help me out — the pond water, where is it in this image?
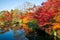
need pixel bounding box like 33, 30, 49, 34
0, 29, 15, 40
0, 29, 28, 40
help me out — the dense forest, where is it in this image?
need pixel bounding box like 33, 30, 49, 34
0, 0, 60, 40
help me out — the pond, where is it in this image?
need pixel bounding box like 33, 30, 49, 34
0, 29, 15, 40
0, 29, 28, 40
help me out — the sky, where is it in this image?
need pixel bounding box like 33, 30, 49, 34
0, 0, 46, 11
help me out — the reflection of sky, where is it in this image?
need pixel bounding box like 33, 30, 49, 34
0, 0, 46, 11
0, 29, 15, 40
0, 29, 28, 40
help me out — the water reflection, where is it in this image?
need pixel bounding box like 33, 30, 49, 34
0, 29, 28, 40
0, 29, 15, 40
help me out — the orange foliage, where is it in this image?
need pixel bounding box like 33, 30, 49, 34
52, 23, 60, 30
57, 30, 60, 35
22, 24, 33, 34
22, 12, 34, 23
3, 11, 12, 21
53, 12, 60, 22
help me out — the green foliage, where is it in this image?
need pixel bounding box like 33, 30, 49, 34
26, 20, 39, 31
